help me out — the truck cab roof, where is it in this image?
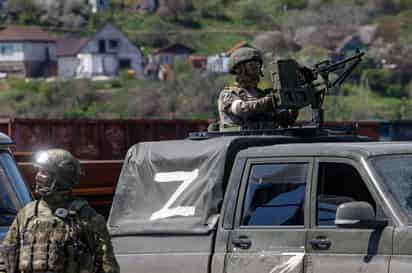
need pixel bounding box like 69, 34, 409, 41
240, 141, 412, 159
0, 132, 13, 146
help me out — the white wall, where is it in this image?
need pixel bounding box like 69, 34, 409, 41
23, 42, 56, 61
80, 24, 144, 76
207, 54, 229, 73
154, 53, 190, 66
88, 0, 111, 13
0, 43, 24, 62
58, 57, 79, 78
77, 53, 118, 77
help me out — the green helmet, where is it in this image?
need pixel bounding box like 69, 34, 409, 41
34, 149, 81, 196
228, 47, 263, 74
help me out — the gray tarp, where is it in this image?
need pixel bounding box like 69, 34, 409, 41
108, 137, 238, 235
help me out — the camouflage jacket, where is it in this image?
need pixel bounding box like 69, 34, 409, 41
218, 85, 276, 131
1, 198, 119, 273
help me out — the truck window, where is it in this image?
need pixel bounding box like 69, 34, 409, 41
241, 163, 308, 226
317, 162, 376, 226
0, 162, 19, 226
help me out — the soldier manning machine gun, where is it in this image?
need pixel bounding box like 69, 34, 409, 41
272, 50, 364, 128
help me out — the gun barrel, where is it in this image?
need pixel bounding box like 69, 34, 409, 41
315, 52, 364, 74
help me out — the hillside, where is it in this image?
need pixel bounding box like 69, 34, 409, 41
2, 0, 412, 121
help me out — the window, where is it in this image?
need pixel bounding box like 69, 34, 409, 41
241, 163, 308, 226
119, 59, 131, 69
109, 39, 120, 50
98, 40, 106, 53
317, 162, 376, 226
0, 163, 19, 226
0, 44, 14, 56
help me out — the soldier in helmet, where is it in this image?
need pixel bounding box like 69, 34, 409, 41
1, 149, 120, 273
218, 46, 298, 131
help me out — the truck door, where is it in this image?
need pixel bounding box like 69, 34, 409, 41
224, 157, 312, 273
306, 158, 393, 273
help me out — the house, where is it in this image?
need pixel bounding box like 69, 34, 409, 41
0, 25, 57, 78
57, 23, 145, 79
88, 0, 111, 13
335, 35, 366, 54
206, 41, 250, 73
357, 24, 378, 45
226, 41, 251, 56
152, 43, 195, 66
207, 53, 229, 73
188, 55, 207, 70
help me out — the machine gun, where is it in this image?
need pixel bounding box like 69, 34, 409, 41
272, 51, 364, 128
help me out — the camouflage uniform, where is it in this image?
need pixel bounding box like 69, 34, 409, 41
218, 85, 276, 130
0, 149, 120, 273
218, 47, 298, 131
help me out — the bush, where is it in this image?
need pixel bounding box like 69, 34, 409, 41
238, 1, 274, 27
38, 81, 57, 104
362, 68, 409, 98
198, 0, 226, 19
9, 79, 41, 93
278, 0, 307, 10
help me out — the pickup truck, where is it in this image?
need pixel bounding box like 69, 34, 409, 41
108, 129, 412, 273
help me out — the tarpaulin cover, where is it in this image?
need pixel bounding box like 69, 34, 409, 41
108, 136, 295, 235
108, 137, 240, 235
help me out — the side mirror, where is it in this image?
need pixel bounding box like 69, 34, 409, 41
335, 201, 387, 229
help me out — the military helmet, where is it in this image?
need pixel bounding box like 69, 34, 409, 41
228, 47, 263, 74
34, 149, 81, 196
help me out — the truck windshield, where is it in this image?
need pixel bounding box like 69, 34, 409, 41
371, 155, 412, 222
0, 151, 31, 227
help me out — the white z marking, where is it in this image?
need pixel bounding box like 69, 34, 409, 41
150, 169, 199, 221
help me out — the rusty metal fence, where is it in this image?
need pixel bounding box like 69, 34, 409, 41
1, 118, 208, 160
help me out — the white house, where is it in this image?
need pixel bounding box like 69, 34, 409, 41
57, 23, 145, 79
207, 54, 229, 73
152, 43, 195, 66
88, 0, 110, 13
206, 41, 250, 73
0, 25, 57, 78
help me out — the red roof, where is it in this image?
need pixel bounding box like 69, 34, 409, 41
226, 41, 250, 56
57, 37, 89, 57
0, 25, 56, 43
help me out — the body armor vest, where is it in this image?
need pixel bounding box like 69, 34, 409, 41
17, 200, 96, 273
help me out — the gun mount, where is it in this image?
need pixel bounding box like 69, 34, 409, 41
272, 51, 364, 128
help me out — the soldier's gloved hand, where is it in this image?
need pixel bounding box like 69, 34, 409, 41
277, 109, 299, 128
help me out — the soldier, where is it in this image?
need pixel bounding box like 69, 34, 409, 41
1, 149, 120, 273
218, 47, 298, 131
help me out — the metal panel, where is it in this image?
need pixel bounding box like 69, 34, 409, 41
307, 157, 393, 273
112, 234, 214, 273
225, 157, 313, 273
356, 121, 380, 140
8, 118, 208, 160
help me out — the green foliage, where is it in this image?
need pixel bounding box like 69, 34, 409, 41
278, 0, 307, 9
362, 68, 409, 98
197, 0, 227, 19
8, 0, 40, 24
38, 81, 57, 104
9, 79, 41, 93
237, 1, 272, 26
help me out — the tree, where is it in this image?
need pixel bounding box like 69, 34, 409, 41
374, 0, 396, 14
